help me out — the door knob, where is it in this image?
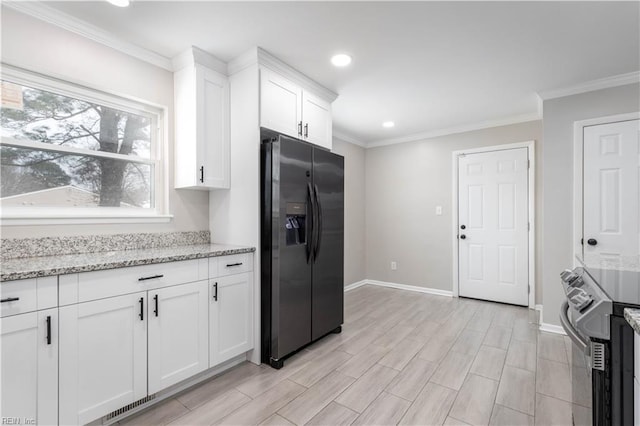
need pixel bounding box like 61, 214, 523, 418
587, 238, 598, 246
460, 225, 466, 230
460, 235, 466, 240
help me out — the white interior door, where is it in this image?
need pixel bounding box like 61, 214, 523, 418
458, 148, 529, 306
583, 119, 640, 258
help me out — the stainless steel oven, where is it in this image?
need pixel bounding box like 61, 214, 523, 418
560, 268, 612, 425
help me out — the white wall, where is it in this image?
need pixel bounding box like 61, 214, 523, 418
541, 83, 640, 327
365, 120, 543, 302
0, 8, 209, 238
332, 138, 366, 286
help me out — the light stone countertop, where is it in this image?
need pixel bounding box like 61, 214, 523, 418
624, 308, 640, 335
578, 253, 640, 272
0, 243, 255, 282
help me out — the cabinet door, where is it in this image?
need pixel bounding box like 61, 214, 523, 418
37, 309, 58, 425
59, 292, 147, 425
197, 65, 230, 189
260, 68, 302, 139
210, 273, 254, 366
1, 312, 38, 422
148, 281, 209, 394
302, 90, 332, 150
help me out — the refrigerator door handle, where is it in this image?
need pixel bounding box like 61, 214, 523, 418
313, 184, 323, 259
307, 182, 315, 263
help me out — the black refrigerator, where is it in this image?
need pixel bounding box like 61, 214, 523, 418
260, 128, 344, 369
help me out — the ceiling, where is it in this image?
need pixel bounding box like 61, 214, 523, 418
35, 1, 640, 145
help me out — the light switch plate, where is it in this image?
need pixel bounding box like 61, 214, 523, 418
436, 206, 442, 215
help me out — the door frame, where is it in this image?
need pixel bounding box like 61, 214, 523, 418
451, 141, 536, 308
572, 112, 640, 265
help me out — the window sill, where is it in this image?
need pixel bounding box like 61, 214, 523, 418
0, 214, 174, 226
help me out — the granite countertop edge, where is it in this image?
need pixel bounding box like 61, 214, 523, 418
1, 245, 256, 282
624, 308, 640, 335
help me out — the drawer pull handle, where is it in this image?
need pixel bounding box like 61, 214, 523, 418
138, 274, 164, 281
46, 315, 52, 345
153, 294, 159, 317
139, 297, 144, 321
213, 282, 218, 301
0, 297, 19, 303
226, 262, 243, 267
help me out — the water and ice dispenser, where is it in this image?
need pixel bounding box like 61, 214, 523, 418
285, 202, 307, 246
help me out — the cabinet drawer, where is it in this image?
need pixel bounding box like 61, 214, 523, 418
1, 277, 57, 318
216, 254, 252, 277
75, 260, 202, 303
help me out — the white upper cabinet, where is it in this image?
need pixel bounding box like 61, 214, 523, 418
260, 68, 302, 139
302, 90, 332, 150
174, 48, 230, 189
259, 67, 333, 150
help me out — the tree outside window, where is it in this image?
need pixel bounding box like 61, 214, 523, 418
0, 77, 159, 212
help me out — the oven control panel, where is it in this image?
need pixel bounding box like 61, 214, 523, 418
561, 268, 612, 340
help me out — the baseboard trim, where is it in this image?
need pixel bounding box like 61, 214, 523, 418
365, 279, 454, 297
344, 280, 368, 292
539, 322, 567, 335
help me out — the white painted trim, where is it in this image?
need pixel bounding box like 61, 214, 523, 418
367, 280, 453, 297
572, 112, 640, 267
539, 322, 567, 336
535, 303, 567, 335
228, 47, 338, 103
538, 71, 640, 101
0, 215, 174, 226
367, 113, 541, 148
344, 280, 368, 292
171, 46, 227, 75
3, 1, 174, 71
333, 131, 367, 148
452, 141, 536, 308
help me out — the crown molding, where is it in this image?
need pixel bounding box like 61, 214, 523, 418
537, 71, 640, 100
228, 47, 338, 103
333, 130, 367, 148
171, 46, 228, 75
3, 0, 174, 71
366, 112, 541, 148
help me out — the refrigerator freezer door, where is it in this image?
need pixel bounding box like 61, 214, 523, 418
271, 136, 314, 359
311, 148, 345, 340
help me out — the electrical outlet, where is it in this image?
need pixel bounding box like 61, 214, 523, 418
391, 261, 397, 270
436, 205, 442, 215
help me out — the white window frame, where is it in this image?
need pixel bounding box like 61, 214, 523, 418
0, 65, 171, 225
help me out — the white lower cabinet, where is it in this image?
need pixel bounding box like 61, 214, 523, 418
148, 281, 209, 393
210, 272, 254, 366
12, 253, 255, 425
0, 309, 58, 425
59, 292, 147, 425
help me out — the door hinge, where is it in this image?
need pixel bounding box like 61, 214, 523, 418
527, 160, 530, 169
528, 222, 530, 231
528, 284, 530, 294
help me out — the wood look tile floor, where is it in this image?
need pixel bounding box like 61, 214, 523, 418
120, 285, 580, 426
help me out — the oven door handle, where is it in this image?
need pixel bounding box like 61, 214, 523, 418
560, 301, 589, 355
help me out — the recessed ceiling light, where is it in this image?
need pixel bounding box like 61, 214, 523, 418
331, 54, 352, 67
107, 0, 130, 7
382, 121, 395, 128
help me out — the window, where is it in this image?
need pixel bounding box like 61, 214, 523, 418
0, 66, 168, 224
